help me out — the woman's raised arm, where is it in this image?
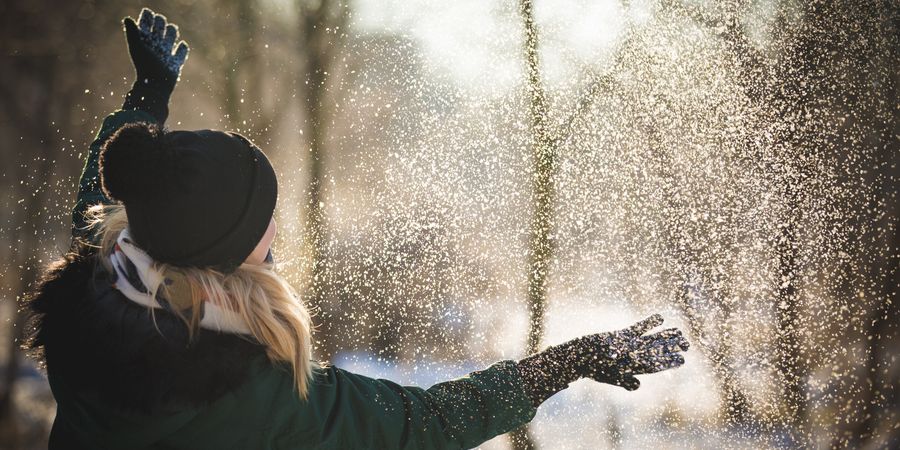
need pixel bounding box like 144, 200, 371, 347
71, 8, 188, 242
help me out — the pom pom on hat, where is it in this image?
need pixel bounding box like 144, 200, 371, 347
100, 122, 177, 203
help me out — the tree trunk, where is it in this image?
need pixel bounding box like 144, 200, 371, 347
853, 6, 899, 440
510, 0, 555, 448
296, 0, 348, 360
0, 56, 59, 449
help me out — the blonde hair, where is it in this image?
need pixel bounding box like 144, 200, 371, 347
84, 202, 315, 399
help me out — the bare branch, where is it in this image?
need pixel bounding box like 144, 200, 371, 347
551, 74, 619, 149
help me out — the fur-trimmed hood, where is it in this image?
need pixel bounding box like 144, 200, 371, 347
24, 240, 268, 415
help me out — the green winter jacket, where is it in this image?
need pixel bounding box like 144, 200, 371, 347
28, 109, 537, 450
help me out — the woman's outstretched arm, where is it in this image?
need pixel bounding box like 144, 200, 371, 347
71, 8, 187, 242
227, 315, 686, 449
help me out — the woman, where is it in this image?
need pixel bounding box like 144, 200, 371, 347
23, 9, 689, 449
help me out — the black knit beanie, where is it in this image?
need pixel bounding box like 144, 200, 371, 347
99, 122, 277, 274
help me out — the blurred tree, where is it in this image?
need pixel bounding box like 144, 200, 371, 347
679, 0, 900, 442
0, 1, 95, 445
295, 0, 350, 359
644, 117, 753, 427
659, 0, 834, 436
656, 0, 767, 428
221, 0, 277, 138
817, 0, 899, 446
619, 17, 758, 425
0, 58, 56, 450
510, 0, 554, 448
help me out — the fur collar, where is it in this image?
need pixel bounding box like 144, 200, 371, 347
23, 240, 269, 414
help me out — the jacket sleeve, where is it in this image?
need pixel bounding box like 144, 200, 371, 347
71, 109, 157, 243
262, 359, 538, 449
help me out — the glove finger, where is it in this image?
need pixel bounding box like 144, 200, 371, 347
123, 17, 141, 46
172, 42, 190, 71
139, 9, 154, 34
635, 353, 684, 374
629, 314, 664, 336
642, 334, 690, 354
671, 335, 690, 352
614, 374, 640, 391
645, 327, 682, 341
163, 24, 178, 53
658, 337, 689, 354
123, 17, 138, 32
152, 15, 167, 41
650, 340, 688, 357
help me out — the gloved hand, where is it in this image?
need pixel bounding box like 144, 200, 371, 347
121, 8, 189, 124
516, 314, 689, 407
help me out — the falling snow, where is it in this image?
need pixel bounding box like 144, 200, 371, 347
1, 0, 897, 449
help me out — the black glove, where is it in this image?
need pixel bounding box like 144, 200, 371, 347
516, 314, 689, 407
121, 8, 189, 124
